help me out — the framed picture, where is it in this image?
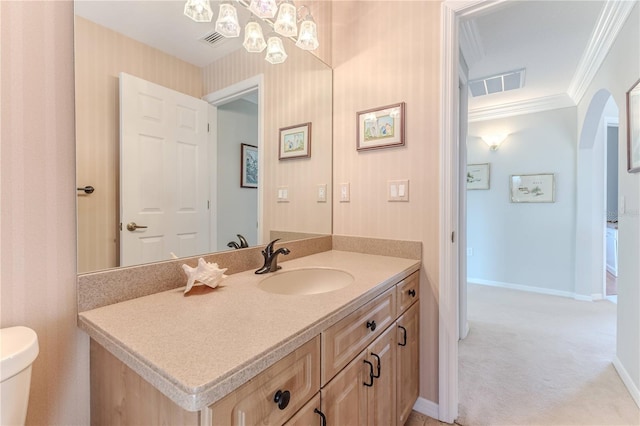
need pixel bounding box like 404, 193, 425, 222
626, 78, 640, 173
357, 102, 405, 151
241, 143, 258, 188
467, 163, 490, 190
510, 173, 555, 203
279, 122, 311, 160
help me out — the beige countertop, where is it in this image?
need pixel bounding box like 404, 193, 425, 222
78, 250, 420, 411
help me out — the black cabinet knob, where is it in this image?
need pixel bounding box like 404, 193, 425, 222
273, 390, 291, 410
366, 320, 377, 331
408, 289, 416, 297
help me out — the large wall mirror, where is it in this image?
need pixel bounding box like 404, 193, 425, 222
75, 0, 333, 274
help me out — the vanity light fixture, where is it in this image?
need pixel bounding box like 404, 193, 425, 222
248, 0, 278, 19
243, 19, 267, 52
184, 0, 214, 22
215, 2, 241, 38
295, 7, 318, 51
186, 0, 319, 64
274, 0, 298, 37
481, 134, 508, 151
265, 35, 288, 64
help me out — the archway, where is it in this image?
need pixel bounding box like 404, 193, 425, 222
575, 89, 618, 300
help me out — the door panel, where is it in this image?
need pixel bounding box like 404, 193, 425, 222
119, 72, 210, 266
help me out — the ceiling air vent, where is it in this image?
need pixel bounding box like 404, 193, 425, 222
469, 68, 526, 97
199, 31, 227, 47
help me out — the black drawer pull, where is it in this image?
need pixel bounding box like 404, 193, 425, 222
363, 360, 374, 387
371, 353, 381, 378
366, 320, 377, 331
398, 325, 407, 346
273, 390, 291, 410
408, 289, 416, 297
314, 408, 327, 426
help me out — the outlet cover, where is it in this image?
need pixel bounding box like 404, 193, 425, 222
339, 183, 350, 202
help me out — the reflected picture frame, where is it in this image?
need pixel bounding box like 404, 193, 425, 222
510, 173, 555, 203
279, 122, 311, 160
626, 78, 640, 173
241, 143, 258, 188
357, 102, 405, 151
467, 163, 490, 190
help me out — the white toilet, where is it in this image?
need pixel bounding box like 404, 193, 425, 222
1, 326, 39, 426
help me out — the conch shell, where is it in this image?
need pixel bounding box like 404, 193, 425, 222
182, 258, 228, 294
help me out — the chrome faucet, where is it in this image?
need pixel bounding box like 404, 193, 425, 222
255, 239, 290, 274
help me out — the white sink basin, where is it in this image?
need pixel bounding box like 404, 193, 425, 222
257, 268, 354, 295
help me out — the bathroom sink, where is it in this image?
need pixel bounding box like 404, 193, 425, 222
257, 268, 354, 295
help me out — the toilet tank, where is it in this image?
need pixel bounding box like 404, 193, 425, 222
1, 326, 39, 426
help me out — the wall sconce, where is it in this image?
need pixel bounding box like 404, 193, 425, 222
481, 134, 508, 151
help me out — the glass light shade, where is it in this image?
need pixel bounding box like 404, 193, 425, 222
274, 1, 297, 37
295, 16, 319, 50
183, 0, 213, 22
243, 21, 267, 53
265, 36, 288, 64
481, 134, 508, 151
248, 0, 278, 19
215, 3, 240, 37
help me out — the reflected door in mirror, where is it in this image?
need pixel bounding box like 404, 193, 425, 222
120, 73, 210, 266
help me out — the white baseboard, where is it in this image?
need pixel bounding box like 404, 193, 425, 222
468, 278, 596, 301
413, 397, 439, 420
613, 356, 640, 408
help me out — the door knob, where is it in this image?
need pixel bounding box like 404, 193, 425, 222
126, 222, 148, 232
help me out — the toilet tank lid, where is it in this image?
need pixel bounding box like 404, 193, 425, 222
1, 326, 39, 382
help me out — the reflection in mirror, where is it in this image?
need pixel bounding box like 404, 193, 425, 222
75, 1, 332, 273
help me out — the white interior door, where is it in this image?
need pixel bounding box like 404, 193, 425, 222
119, 72, 210, 267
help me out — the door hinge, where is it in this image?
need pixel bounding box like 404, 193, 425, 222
451, 231, 455, 243
207, 123, 210, 132
207, 200, 210, 209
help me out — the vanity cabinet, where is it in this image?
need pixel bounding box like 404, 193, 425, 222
88, 269, 421, 426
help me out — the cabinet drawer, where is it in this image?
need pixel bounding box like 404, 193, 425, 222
321, 287, 396, 385
209, 336, 320, 426
396, 271, 419, 315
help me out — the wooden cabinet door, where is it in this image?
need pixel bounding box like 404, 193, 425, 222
396, 301, 420, 426
367, 325, 396, 426
284, 393, 323, 426
321, 351, 368, 426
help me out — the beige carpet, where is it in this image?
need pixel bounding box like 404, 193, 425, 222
458, 284, 640, 426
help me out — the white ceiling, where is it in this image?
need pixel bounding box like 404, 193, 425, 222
74, 1, 246, 67
460, 0, 635, 120
76, 0, 633, 119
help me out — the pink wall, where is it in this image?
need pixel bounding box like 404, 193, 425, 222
331, 1, 441, 402
1, 1, 90, 424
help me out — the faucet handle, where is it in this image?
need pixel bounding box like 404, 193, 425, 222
237, 234, 249, 248
265, 238, 280, 256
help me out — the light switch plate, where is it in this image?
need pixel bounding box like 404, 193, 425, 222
388, 179, 409, 201
277, 186, 289, 202
317, 184, 327, 202
339, 183, 350, 202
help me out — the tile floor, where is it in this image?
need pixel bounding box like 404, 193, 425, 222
405, 410, 453, 426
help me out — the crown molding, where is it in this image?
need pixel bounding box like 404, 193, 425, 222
468, 93, 575, 122
567, 0, 637, 104
459, 19, 484, 66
